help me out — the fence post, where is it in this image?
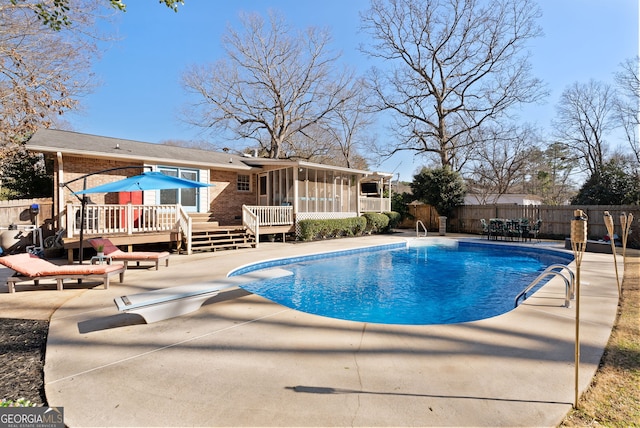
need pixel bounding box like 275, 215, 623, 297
439, 216, 447, 236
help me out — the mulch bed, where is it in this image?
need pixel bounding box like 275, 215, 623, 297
0, 318, 48, 406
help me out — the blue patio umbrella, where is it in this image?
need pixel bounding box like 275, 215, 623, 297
74, 171, 211, 194
69, 170, 211, 264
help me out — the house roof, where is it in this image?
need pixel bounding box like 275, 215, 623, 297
26, 129, 252, 171
241, 157, 393, 178
26, 129, 393, 178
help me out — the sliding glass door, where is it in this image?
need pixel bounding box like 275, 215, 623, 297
157, 167, 200, 212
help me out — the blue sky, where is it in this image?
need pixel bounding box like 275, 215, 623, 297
66, 0, 639, 181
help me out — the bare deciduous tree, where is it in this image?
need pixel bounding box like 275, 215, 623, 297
614, 56, 640, 164
290, 124, 371, 170
466, 124, 538, 203
533, 142, 577, 205
0, 1, 109, 199
553, 80, 616, 176
0, 1, 102, 145
321, 79, 375, 169
182, 11, 358, 161
360, 0, 546, 169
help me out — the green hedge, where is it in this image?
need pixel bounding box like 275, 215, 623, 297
298, 217, 367, 241
383, 211, 402, 230
297, 212, 401, 241
362, 212, 389, 234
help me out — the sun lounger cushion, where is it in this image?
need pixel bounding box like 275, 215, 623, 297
88, 238, 169, 269
0, 253, 125, 293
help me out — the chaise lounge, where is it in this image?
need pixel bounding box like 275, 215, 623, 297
88, 238, 170, 270
0, 253, 126, 293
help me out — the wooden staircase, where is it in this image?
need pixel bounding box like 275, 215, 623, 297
187, 213, 257, 252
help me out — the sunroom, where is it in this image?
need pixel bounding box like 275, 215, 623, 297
242, 158, 392, 234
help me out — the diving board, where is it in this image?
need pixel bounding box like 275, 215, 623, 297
114, 268, 293, 323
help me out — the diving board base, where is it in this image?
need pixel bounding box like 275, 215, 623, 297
114, 268, 292, 323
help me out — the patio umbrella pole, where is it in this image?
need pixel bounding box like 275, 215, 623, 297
78, 178, 87, 264
570, 209, 587, 409
62, 165, 210, 263
60, 166, 152, 264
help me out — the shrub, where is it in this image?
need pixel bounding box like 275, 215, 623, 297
411, 166, 465, 217
298, 217, 367, 241
390, 191, 413, 221
383, 211, 402, 231
362, 212, 389, 234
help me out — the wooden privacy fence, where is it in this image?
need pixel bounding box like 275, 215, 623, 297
0, 198, 53, 229
404, 203, 640, 248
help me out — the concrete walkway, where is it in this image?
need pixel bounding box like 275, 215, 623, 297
3, 234, 622, 426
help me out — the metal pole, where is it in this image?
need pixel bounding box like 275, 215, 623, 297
78, 177, 87, 264
59, 165, 150, 263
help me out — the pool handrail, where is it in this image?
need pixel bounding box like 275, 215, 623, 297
548, 264, 576, 299
416, 220, 427, 237
514, 264, 574, 308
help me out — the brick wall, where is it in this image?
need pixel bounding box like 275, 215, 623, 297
209, 170, 256, 224
56, 156, 145, 205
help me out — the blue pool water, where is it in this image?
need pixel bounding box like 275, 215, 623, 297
231, 240, 574, 325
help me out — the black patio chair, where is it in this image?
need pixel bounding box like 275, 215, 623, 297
530, 219, 542, 242
480, 219, 489, 239
489, 219, 505, 240
518, 218, 530, 242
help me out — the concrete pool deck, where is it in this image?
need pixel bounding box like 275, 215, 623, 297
3, 234, 624, 426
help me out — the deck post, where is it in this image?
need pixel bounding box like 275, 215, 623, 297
127, 203, 134, 235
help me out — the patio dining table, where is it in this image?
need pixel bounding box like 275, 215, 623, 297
488, 218, 531, 242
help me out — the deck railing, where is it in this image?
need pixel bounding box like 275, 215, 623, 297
65, 203, 182, 238
359, 197, 391, 213
176, 205, 193, 254
242, 205, 260, 248
244, 205, 293, 226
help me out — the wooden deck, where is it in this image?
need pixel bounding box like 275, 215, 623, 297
62, 208, 296, 260
259, 225, 296, 240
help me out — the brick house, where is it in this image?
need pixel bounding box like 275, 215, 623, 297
26, 129, 392, 253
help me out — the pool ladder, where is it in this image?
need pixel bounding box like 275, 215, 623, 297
514, 264, 575, 308
416, 220, 427, 237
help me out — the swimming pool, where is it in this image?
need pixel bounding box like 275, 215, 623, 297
231, 239, 574, 325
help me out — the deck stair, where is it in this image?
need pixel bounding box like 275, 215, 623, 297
187, 212, 256, 252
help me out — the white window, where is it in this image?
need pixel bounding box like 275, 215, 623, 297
237, 174, 250, 192
157, 167, 200, 211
